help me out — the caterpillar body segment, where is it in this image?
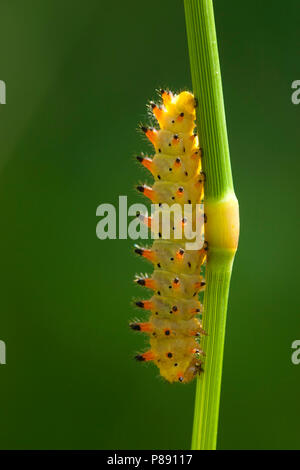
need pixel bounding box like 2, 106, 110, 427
137, 179, 204, 205
132, 90, 207, 383
131, 317, 202, 339
135, 295, 204, 321
151, 152, 201, 182
150, 176, 204, 205
135, 241, 207, 275
137, 270, 205, 299
141, 127, 198, 158
137, 149, 201, 182
136, 208, 205, 243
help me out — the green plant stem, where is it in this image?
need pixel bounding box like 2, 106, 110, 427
192, 261, 233, 450
184, 0, 233, 201
184, 0, 239, 450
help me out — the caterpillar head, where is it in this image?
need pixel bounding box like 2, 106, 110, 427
153, 91, 196, 134
174, 91, 196, 115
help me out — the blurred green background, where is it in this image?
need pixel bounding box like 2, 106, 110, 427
0, 0, 299, 450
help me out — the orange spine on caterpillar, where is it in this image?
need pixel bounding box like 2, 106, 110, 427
131, 89, 207, 383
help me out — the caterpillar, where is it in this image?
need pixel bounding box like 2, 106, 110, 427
130, 90, 207, 383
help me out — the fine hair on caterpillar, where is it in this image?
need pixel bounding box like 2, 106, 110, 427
130, 89, 208, 384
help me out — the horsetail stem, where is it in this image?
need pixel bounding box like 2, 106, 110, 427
184, 0, 239, 450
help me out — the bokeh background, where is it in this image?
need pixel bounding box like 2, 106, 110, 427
0, 0, 299, 450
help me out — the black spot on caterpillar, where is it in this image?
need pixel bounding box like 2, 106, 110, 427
131, 90, 207, 383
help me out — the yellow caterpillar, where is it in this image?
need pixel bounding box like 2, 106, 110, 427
130, 90, 207, 383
